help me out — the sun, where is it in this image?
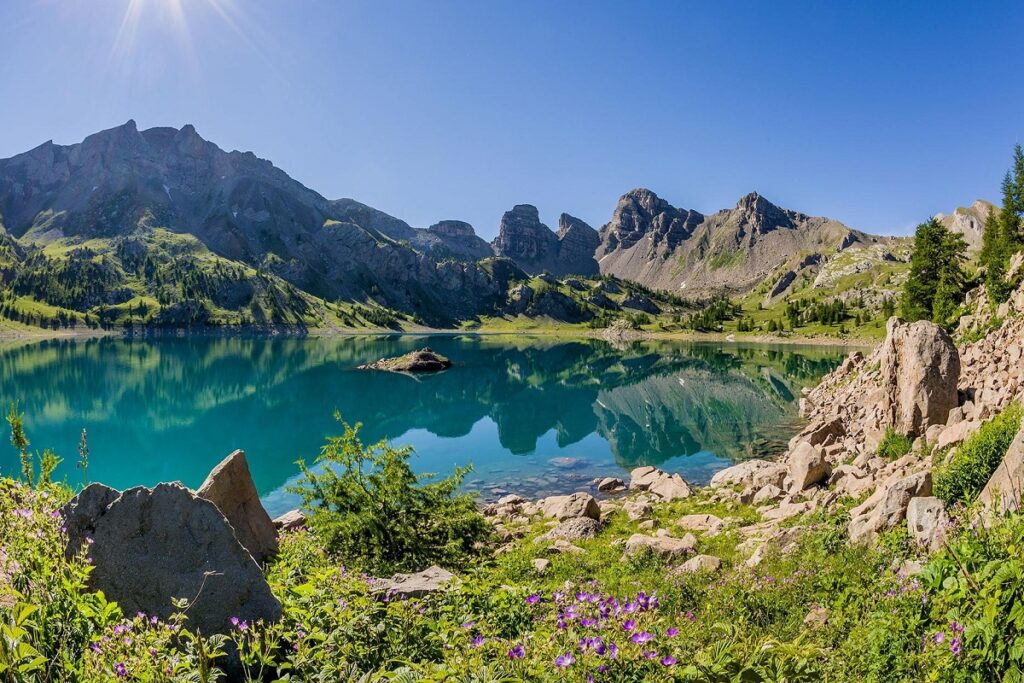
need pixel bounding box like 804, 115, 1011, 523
112, 0, 248, 63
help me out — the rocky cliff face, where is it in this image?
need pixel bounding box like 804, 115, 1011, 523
0, 121, 517, 324
491, 205, 599, 276
596, 189, 880, 296
936, 199, 993, 254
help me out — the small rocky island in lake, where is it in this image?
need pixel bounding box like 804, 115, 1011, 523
358, 347, 453, 373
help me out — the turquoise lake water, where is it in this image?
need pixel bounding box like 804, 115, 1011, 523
0, 335, 845, 516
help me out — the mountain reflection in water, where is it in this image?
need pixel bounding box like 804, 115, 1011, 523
0, 335, 844, 515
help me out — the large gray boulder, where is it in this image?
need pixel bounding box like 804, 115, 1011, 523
197, 450, 278, 564
60, 483, 281, 636
879, 318, 960, 437
710, 459, 775, 489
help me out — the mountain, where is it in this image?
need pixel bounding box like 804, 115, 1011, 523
0, 121, 524, 325
596, 189, 881, 295
491, 205, 599, 276
936, 199, 994, 254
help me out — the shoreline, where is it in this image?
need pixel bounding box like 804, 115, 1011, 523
0, 323, 880, 349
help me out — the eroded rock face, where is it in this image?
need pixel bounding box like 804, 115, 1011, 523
60, 483, 282, 636
879, 318, 960, 437
197, 450, 278, 563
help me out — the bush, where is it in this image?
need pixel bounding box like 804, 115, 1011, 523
934, 402, 1022, 505
876, 427, 913, 460
289, 413, 491, 573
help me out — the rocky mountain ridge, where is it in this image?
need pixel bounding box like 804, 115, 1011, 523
596, 188, 888, 296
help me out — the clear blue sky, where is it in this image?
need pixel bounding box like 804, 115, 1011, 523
0, 1, 1020, 238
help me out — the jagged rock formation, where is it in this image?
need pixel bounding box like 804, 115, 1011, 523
491, 205, 599, 276
197, 450, 279, 564
0, 121, 519, 325
596, 189, 881, 295
936, 200, 994, 254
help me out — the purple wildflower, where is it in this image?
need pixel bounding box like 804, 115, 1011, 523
661, 655, 677, 666
622, 619, 637, 632
526, 594, 541, 605
666, 627, 680, 637
555, 652, 575, 668
114, 662, 128, 678
471, 635, 486, 647
508, 644, 525, 659
631, 631, 654, 644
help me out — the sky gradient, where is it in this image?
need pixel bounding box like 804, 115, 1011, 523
0, 0, 1021, 238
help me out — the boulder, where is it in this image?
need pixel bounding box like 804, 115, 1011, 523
936, 420, 976, 451
624, 533, 697, 559
197, 450, 278, 563
543, 517, 601, 541
709, 459, 775, 489
60, 483, 281, 636
531, 558, 550, 574
551, 492, 601, 521
676, 514, 726, 535
879, 318, 961, 437
752, 484, 784, 505
977, 425, 1024, 514
679, 554, 722, 573
629, 466, 691, 501
374, 566, 454, 599
849, 471, 933, 544
623, 499, 653, 521
788, 441, 830, 491
751, 463, 789, 490
272, 509, 307, 532
907, 496, 948, 553
596, 477, 626, 492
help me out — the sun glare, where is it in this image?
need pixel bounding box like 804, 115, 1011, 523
111, 0, 250, 65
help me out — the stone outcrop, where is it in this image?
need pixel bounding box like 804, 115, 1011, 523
491, 205, 600, 276
879, 318, 960, 437
359, 348, 452, 373
60, 483, 281, 636
373, 566, 454, 599
197, 450, 278, 563
679, 554, 722, 573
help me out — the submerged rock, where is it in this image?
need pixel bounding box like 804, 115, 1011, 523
359, 347, 452, 373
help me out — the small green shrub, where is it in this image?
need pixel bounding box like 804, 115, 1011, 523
289, 413, 491, 573
876, 427, 913, 459
934, 402, 1022, 505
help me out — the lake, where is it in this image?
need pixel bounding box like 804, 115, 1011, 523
0, 335, 845, 516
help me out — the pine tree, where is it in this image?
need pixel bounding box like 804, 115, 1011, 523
901, 218, 967, 325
